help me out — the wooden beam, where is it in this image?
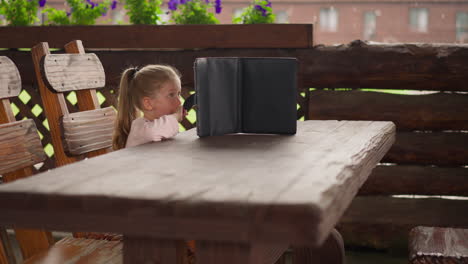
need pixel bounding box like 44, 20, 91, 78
337, 196, 468, 250
360, 165, 468, 196
383, 132, 468, 166
0, 25, 314, 49
309, 90, 468, 131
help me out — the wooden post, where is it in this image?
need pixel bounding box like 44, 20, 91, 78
31, 42, 78, 167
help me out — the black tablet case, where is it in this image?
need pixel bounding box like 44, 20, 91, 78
188, 57, 297, 137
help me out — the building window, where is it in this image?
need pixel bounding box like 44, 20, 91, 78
320, 7, 338, 32
275, 11, 289, 24
363, 11, 377, 40
409, 8, 428, 32
456, 12, 468, 43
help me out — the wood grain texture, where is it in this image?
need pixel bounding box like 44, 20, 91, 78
383, 132, 468, 166
65, 40, 110, 159
32, 42, 78, 167
0, 25, 313, 49
359, 165, 468, 196
409, 226, 468, 264
41, 53, 105, 92
0, 56, 21, 99
0, 121, 395, 247
0, 228, 14, 264
123, 237, 187, 264
309, 90, 468, 131
24, 236, 122, 264
0, 119, 45, 175
61, 107, 116, 156
337, 196, 468, 250
4, 43, 468, 92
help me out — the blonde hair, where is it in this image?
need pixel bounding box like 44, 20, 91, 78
113, 65, 181, 150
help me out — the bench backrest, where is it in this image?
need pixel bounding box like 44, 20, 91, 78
32, 40, 116, 167
0, 56, 53, 262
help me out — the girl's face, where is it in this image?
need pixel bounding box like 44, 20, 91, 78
142, 79, 181, 120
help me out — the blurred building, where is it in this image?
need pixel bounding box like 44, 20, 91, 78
15, 0, 468, 45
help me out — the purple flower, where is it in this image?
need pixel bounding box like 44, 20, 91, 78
38, 0, 46, 7
215, 0, 221, 14
254, 5, 267, 16
101, 7, 108, 16
111, 0, 117, 10
86, 0, 96, 8
180, 0, 186, 4
205, 0, 209, 3
168, 0, 179, 11
66, 11, 71, 17
265, 0, 271, 7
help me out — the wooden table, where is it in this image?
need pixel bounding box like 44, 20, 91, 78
0, 120, 395, 264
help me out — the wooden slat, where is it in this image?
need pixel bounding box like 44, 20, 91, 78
24, 236, 122, 264
360, 165, 468, 196
41, 53, 105, 92
0, 24, 313, 49
309, 90, 468, 131
61, 107, 115, 156
337, 196, 468, 250
383, 132, 468, 166
0, 56, 21, 99
0, 119, 45, 175
409, 226, 468, 264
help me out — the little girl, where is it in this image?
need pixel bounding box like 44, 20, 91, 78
113, 65, 185, 150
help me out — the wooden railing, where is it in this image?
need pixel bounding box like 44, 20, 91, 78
1, 37, 468, 251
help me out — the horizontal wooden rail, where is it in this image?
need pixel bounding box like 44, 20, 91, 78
0, 24, 313, 49
383, 132, 468, 166
360, 165, 468, 196
337, 196, 468, 250
3, 41, 468, 91
309, 90, 468, 131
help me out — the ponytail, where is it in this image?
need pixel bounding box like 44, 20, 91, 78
113, 68, 139, 150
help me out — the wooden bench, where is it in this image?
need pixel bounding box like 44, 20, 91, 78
0, 56, 121, 264
409, 226, 468, 264
31, 40, 118, 241
306, 40, 468, 250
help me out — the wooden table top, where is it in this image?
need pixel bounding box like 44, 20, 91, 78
0, 120, 395, 247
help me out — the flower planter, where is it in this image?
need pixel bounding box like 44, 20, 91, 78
0, 24, 313, 49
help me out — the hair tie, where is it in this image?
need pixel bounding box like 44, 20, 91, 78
128, 66, 139, 81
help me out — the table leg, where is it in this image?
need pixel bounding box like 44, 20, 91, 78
292, 229, 345, 264
123, 236, 188, 264
197, 240, 288, 264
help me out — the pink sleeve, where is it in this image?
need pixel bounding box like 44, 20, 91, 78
146, 115, 179, 141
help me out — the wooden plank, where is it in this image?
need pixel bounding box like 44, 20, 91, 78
61, 107, 115, 156
24, 236, 122, 264
409, 226, 468, 264
383, 132, 468, 166
5, 43, 468, 93
292, 229, 345, 264
123, 237, 185, 264
0, 56, 21, 99
0, 121, 395, 247
0, 119, 45, 175
0, 24, 313, 49
32, 42, 79, 167
337, 196, 468, 250
301, 41, 468, 91
65, 40, 109, 159
41, 53, 105, 92
359, 165, 468, 196
309, 90, 468, 131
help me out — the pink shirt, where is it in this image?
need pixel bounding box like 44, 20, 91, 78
125, 115, 179, 148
